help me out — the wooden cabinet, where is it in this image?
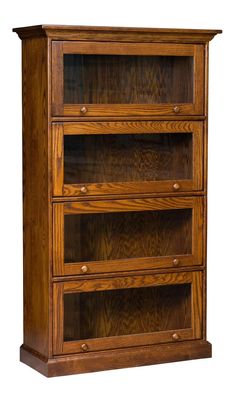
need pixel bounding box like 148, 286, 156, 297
13, 24, 221, 377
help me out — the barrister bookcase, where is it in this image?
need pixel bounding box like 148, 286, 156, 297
13, 25, 221, 377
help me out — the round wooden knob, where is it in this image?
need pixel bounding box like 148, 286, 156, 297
173, 106, 180, 113
81, 265, 88, 273
173, 183, 180, 191
81, 343, 88, 351
172, 333, 180, 341
80, 186, 88, 194
173, 258, 179, 267
80, 106, 88, 114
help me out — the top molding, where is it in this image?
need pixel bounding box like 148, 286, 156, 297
13, 24, 222, 43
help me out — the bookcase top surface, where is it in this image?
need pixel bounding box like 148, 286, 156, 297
13, 24, 222, 42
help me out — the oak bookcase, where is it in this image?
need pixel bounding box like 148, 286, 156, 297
13, 25, 221, 377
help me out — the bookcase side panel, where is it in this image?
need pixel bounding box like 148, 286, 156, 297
22, 37, 51, 357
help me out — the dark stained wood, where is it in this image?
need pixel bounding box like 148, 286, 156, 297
22, 37, 51, 357
64, 196, 194, 214
64, 209, 192, 262
52, 120, 203, 197
61, 256, 198, 277
20, 340, 212, 377
52, 271, 202, 355
52, 265, 203, 282
63, 54, 193, 104
63, 271, 192, 292
62, 120, 200, 134
63, 180, 195, 197
51, 42, 63, 115
52, 115, 207, 122
13, 24, 222, 43
63, 133, 193, 183
53, 196, 203, 276
52, 123, 64, 195
64, 285, 192, 339
51, 41, 204, 117
13, 24, 219, 377
52, 190, 206, 203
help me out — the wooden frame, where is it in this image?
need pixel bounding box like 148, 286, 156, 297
52, 121, 204, 197
53, 196, 204, 276
51, 41, 204, 117
13, 24, 221, 377
53, 271, 203, 355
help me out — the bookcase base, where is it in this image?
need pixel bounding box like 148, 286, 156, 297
20, 340, 212, 377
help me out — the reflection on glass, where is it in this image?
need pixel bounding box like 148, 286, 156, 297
64, 284, 192, 341
64, 209, 192, 263
64, 133, 193, 184
64, 54, 194, 104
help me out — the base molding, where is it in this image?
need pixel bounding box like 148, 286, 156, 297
20, 340, 212, 377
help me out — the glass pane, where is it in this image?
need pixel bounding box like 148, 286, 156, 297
64, 284, 191, 341
64, 54, 194, 104
64, 209, 192, 263
64, 133, 193, 184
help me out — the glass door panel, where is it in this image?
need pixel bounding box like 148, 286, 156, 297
52, 271, 203, 355
64, 209, 192, 263
52, 121, 203, 197
64, 133, 192, 185
64, 284, 191, 341
64, 54, 193, 105
52, 42, 204, 116
53, 197, 203, 276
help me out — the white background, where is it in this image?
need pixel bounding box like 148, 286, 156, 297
0, 0, 234, 392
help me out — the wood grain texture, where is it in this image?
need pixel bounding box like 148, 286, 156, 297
53, 204, 64, 276
202, 42, 209, 340
22, 37, 51, 357
193, 197, 204, 266
52, 190, 206, 203
51, 120, 204, 197
13, 25, 222, 43
62, 256, 198, 276
63, 196, 194, 214
63, 133, 193, 183
62, 120, 202, 134
13, 24, 218, 377
52, 271, 202, 355
53, 196, 203, 276
63, 271, 193, 293
61, 42, 208, 56
53, 115, 207, 122
20, 340, 212, 377
64, 54, 193, 104
62, 180, 195, 197
62, 329, 194, 355
51, 42, 63, 115
195, 45, 205, 114
64, 209, 192, 262
52, 123, 63, 195
64, 284, 192, 339
192, 271, 203, 338
51, 41, 204, 117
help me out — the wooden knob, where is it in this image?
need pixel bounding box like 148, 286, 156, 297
81, 343, 88, 351
173, 258, 179, 267
80, 186, 88, 194
173, 106, 180, 113
172, 333, 180, 341
80, 106, 88, 114
81, 265, 88, 273
173, 183, 180, 191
